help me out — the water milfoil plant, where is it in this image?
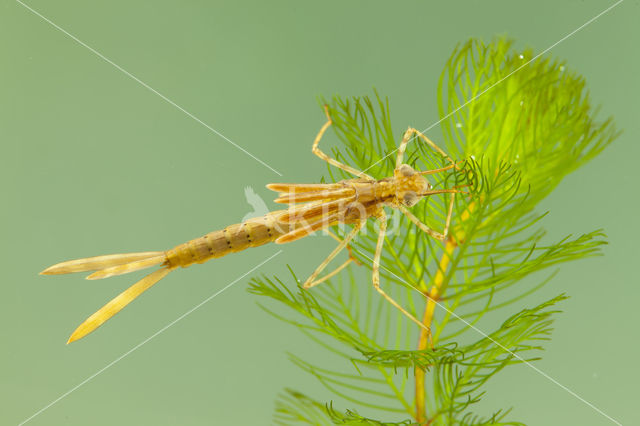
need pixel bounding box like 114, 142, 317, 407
249, 37, 618, 425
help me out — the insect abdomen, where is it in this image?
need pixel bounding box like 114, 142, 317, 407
164, 211, 291, 268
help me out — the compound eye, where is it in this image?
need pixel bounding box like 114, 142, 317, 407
403, 191, 420, 207
398, 164, 415, 177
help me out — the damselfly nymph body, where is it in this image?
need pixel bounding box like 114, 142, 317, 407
41, 105, 465, 343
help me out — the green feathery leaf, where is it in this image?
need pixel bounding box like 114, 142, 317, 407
251, 37, 618, 425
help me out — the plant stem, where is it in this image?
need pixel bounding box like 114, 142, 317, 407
414, 238, 457, 424
414, 200, 475, 424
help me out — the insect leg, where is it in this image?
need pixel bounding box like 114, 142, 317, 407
327, 229, 361, 266
400, 127, 458, 170
418, 163, 457, 176
371, 211, 432, 340
303, 258, 352, 288
396, 128, 413, 168
313, 105, 373, 179
400, 191, 456, 241
307, 230, 362, 286
302, 221, 366, 289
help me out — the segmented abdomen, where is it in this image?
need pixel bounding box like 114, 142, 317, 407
164, 210, 293, 268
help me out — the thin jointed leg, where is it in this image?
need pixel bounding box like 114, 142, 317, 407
304, 258, 352, 288
313, 105, 373, 180
397, 127, 459, 170
400, 192, 456, 241
307, 230, 362, 287
418, 163, 457, 176
396, 128, 412, 169
371, 211, 432, 342
303, 221, 366, 289
327, 229, 361, 266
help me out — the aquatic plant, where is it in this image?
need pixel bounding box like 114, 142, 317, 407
249, 37, 618, 425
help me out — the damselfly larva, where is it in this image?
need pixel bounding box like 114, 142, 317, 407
41, 105, 464, 343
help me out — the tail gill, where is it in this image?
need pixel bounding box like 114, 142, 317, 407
40, 251, 172, 343
40, 251, 166, 277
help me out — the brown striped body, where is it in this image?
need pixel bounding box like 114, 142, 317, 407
268, 168, 430, 232
164, 210, 295, 269
160, 175, 413, 270
40, 163, 442, 343
39, 99, 464, 345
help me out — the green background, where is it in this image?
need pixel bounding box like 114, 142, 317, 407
2, 0, 637, 424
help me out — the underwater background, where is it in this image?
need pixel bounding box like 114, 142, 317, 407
2, 1, 637, 424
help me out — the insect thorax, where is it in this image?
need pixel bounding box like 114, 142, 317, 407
393, 164, 430, 207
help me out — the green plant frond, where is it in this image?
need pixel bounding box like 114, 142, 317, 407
458, 408, 524, 426
274, 389, 334, 426
251, 271, 419, 416
357, 343, 463, 372
463, 293, 568, 359
443, 229, 607, 300
326, 405, 416, 426
431, 295, 567, 424
251, 37, 619, 424
248, 272, 376, 353
275, 389, 416, 425
323, 90, 398, 180
288, 354, 408, 413
437, 37, 619, 209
